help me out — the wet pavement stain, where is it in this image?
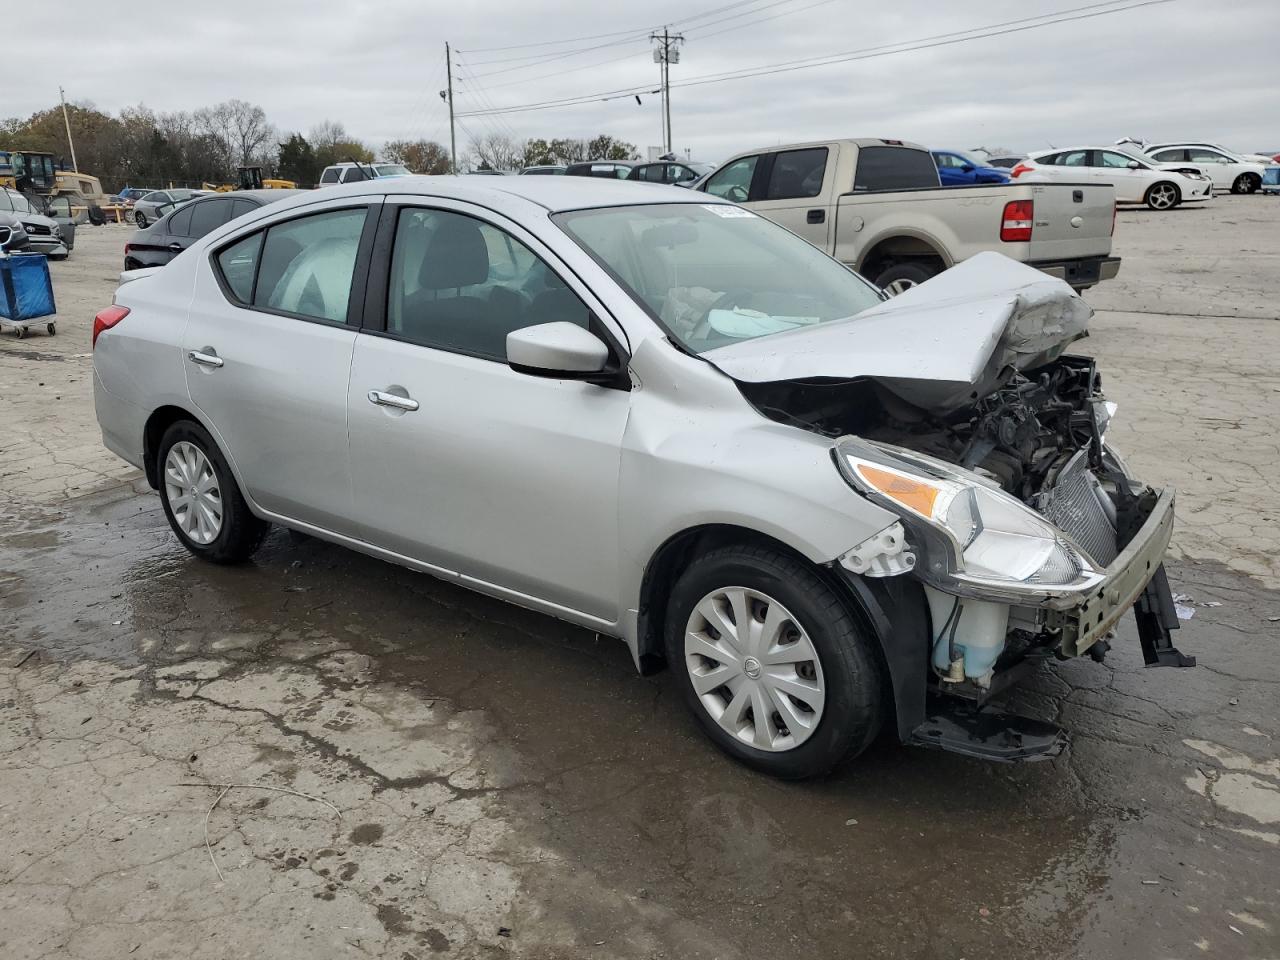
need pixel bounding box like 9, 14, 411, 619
2, 485, 1278, 959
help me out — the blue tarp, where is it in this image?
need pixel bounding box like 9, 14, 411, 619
0, 254, 56, 322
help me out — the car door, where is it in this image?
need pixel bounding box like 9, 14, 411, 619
1186, 149, 1233, 189
137, 204, 191, 267
183, 198, 379, 533
1094, 150, 1148, 203
747, 146, 832, 247
345, 198, 631, 620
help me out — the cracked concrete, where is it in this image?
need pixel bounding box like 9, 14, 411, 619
2, 200, 1279, 958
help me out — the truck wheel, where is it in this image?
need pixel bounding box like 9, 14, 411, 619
874, 262, 939, 296
1232, 173, 1260, 194
664, 544, 883, 779
1145, 182, 1180, 210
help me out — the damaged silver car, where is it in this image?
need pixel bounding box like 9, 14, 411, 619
92, 177, 1194, 778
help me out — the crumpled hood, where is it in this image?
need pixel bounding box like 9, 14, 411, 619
703, 252, 1092, 414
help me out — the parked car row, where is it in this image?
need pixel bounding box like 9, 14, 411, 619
1011, 146, 1215, 210
0, 187, 75, 259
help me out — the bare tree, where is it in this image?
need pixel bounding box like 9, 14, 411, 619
468, 133, 524, 172
384, 138, 450, 174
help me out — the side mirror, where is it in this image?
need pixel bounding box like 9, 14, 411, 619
507, 322, 611, 380
1126, 160, 1141, 169
961, 164, 974, 173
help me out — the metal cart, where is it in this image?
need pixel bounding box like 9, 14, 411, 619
0, 252, 57, 338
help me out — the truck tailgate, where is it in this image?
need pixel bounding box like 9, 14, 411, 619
1026, 182, 1114, 260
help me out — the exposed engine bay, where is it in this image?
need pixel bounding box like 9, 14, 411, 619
738, 354, 1131, 564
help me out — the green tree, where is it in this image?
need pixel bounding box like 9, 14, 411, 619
586, 134, 638, 161
277, 133, 318, 184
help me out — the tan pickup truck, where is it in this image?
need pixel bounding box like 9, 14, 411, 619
696, 138, 1121, 294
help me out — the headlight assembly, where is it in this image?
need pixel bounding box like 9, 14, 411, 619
835, 438, 1104, 598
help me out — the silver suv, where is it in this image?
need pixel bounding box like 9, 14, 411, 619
91, 177, 1192, 777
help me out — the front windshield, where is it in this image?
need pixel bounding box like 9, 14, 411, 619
554, 203, 884, 354
376, 164, 410, 177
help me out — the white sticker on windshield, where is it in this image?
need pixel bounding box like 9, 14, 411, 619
702, 204, 756, 218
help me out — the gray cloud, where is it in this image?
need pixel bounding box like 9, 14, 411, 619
10, 0, 1278, 162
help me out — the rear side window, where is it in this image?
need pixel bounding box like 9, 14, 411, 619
703, 155, 758, 201
342, 166, 368, 182
852, 147, 940, 191
253, 209, 367, 323
765, 147, 827, 200
167, 206, 195, 236
320, 167, 341, 184
230, 198, 257, 220
189, 199, 232, 238
216, 232, 262, 303
1059, 150, 1091, 167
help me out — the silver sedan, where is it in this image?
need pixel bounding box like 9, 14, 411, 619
92, 176, 1190, 777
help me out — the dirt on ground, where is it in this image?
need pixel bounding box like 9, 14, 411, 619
1, 200, 1278, 959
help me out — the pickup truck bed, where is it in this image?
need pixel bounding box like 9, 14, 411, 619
698, 138, 1120, 294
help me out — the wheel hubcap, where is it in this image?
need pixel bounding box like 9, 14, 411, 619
684, 587, 826, 752
884, 278, 915, 296
1152, 185, 1174, 208
164, 441, 222, 545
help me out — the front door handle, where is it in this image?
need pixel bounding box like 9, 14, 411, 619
168, 242, 184, 252
807, 209, 826, 224
367, 389, 419, 412
188, 350, 223, 368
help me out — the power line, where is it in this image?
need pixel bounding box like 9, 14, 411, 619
455, 0, 1171, 118
684, 0, 838, 40
672, 0, 1173, 89
455, 83, 660, 119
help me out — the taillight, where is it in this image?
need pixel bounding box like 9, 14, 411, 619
1009, 162, 1033, 179
92, 305, 129, 348
1000, 200, 1033, 242
124, 243, 133, 253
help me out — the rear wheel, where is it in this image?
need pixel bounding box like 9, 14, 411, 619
874, 261, 939, 296
134, 211, 148, 227
1232, 173, 1260, 194
1145, 181, 1180, 210
156, 420, 268, 564
664, 544, 883, 778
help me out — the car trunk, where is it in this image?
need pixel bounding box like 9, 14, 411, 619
1023, 183, 1114, 261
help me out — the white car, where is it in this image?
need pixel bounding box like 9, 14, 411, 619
1144, 143, 1268, 194
1011, 147, 1213, 210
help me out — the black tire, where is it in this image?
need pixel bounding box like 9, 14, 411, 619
1144, 181, 1181, 211
874, 261, 939, 296
156, 420, 268, 564
664, 544, 883, 779
1232, 173, 1260, 194
134, 211, 147, 227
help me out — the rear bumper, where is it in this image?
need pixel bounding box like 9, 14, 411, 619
1030, 255, 1121, 290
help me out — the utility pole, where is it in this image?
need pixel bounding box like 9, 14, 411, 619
441, 42, 457, 174
650, 28, 683, 154
59, 86, 78, 173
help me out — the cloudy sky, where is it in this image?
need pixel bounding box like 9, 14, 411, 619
10, 0, 1280, 163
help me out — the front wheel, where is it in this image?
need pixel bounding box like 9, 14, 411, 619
1232, 173, 1260, 194
156, 420, 268, 564
1145, 181, 1180, 210
874, 261, 939, 296
664, 545, 883, 778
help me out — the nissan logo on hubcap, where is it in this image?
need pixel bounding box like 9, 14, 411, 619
743, 656, 762, 679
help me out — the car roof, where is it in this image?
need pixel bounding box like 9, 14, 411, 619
1030, 145, 1145, 157
260, 174, 723, 215
193, 189, 303, 202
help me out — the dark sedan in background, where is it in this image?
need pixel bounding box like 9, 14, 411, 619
124, 190, 299, 269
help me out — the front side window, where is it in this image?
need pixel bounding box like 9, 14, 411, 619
555, 203, 882, 355
670, 164, 700, 184
703, 155, 758, 201
1151, 149, 1186, 163
386, 207, 590, 361
765, 147, 827, 200
639, 164, 665, 183
250, 208, 367, 322
1100, 151, 1138, 168
853, 147, 940, 191
143, 192, 167, 203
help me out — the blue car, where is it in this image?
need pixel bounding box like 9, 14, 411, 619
931, 150, 1011, 186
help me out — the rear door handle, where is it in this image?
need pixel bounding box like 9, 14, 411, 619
167, 242, 184, 252
807, 209, 826, 224
188, 350, 223, 368
367, 389, 419, 412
